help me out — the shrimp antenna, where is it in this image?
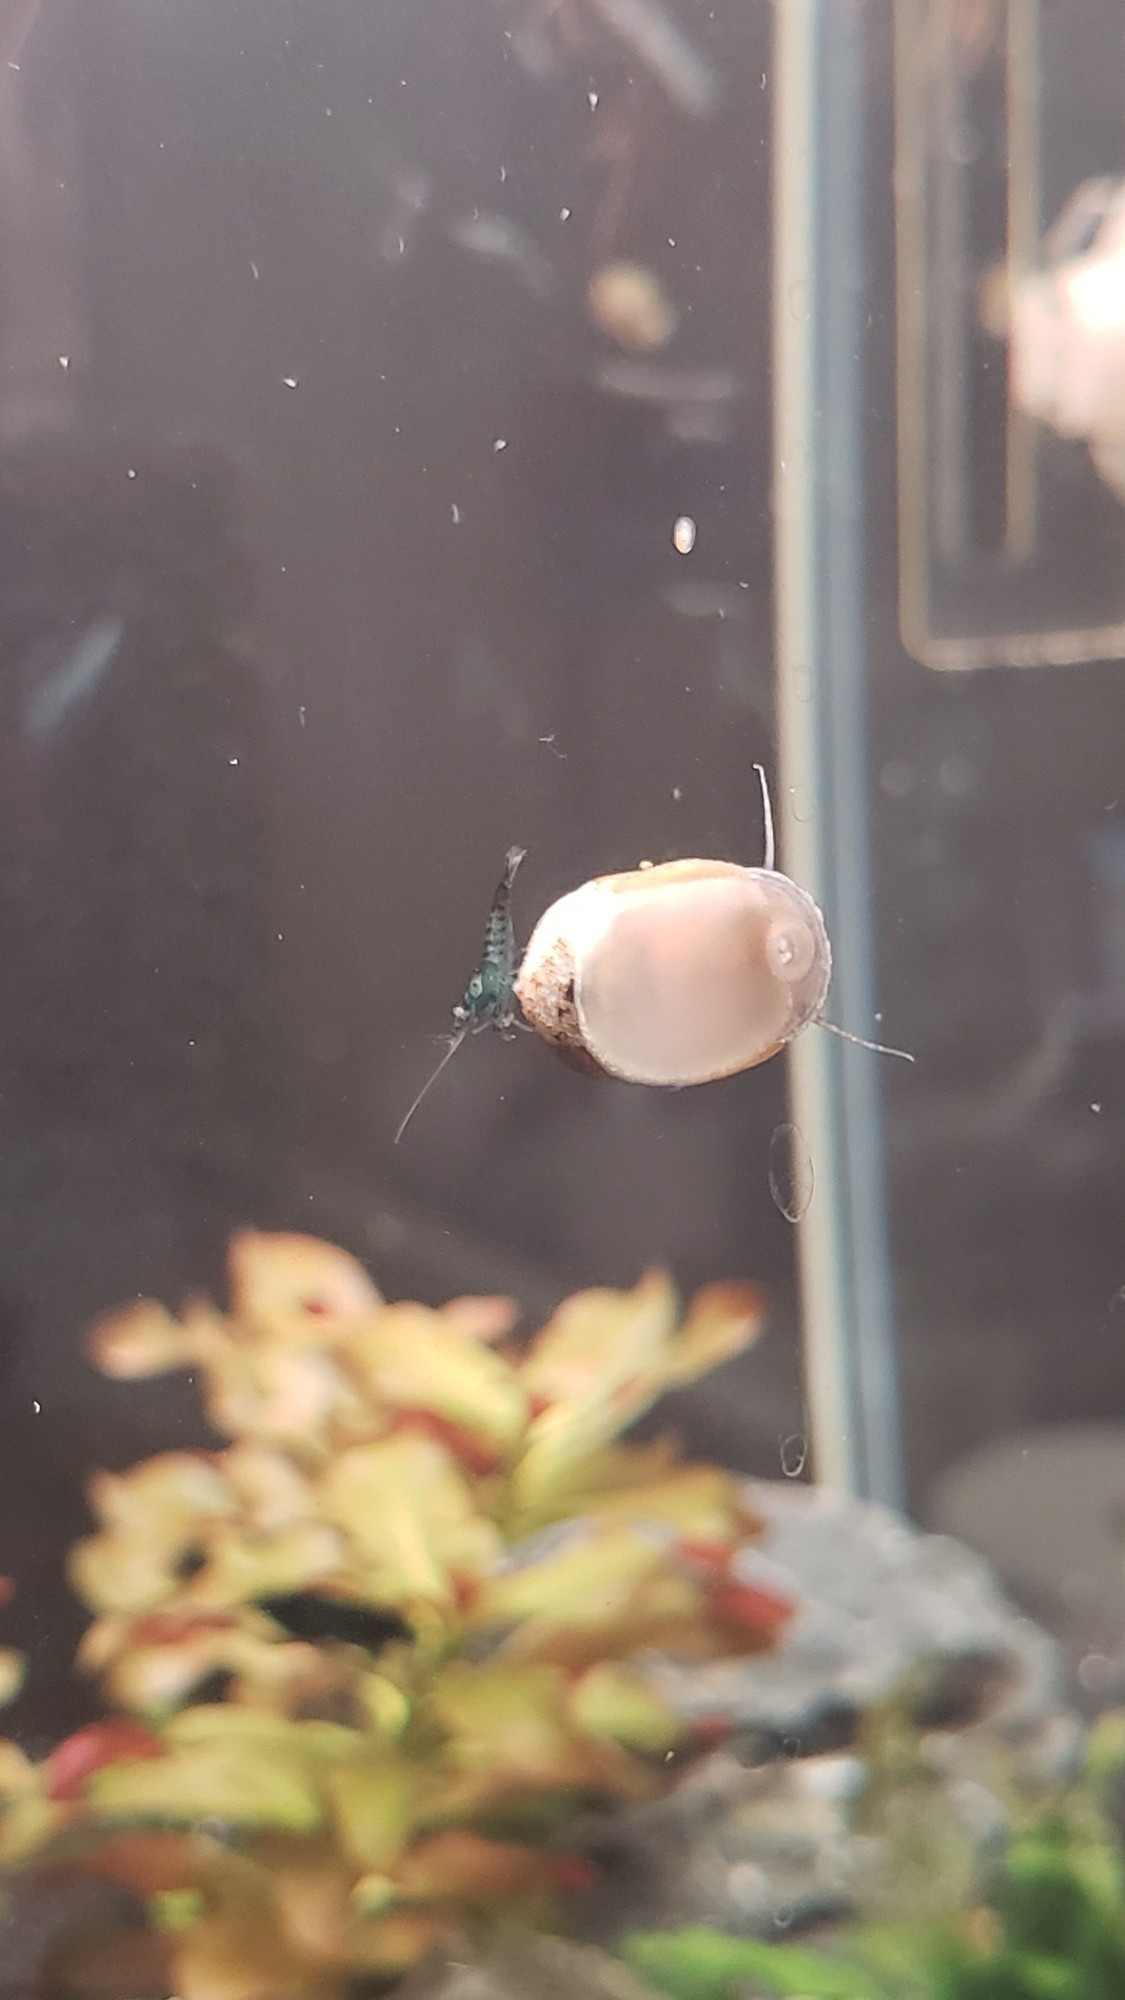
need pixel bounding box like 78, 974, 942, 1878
394, 1028, 469, 1144
814, 1017, 915, 1062
754, 763, 775, 873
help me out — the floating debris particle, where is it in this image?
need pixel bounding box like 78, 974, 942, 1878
282, 375, 298, 389
672, 514, 696, 554
768, 1123, 815, 1225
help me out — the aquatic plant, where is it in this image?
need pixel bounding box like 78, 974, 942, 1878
0, 1578, 25, 1713
0, 1232, 787, 1998
623, 1714, 1125, 2000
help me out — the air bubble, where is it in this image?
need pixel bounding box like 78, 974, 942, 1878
779, 1432, 807, 1478
768, 1123, 814, 1224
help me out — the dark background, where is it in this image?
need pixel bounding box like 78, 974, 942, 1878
0, 0, 1121, 1743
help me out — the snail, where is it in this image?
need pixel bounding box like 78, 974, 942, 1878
514, 768, 911, 1083
394, 771, 909, 1141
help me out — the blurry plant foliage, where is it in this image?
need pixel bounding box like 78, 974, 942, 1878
0, 1231, 784, 1998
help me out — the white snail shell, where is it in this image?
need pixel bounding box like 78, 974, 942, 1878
514, 858, 832, 1086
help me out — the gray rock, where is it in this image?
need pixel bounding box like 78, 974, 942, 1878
646, 1480, 1077, 1772
392, 1934, 664, 2000
570, 1483, 1082, 1946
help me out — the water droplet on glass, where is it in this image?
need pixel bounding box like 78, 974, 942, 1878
880, 757, 915, 799
771, 1904, 794, 1931
939, 754, 973, 797
779, 1431, 807, 1478
769, 1123, 814, 1224
1078, 1650, 1113, 1694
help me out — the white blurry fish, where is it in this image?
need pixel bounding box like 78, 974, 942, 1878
449, 212, 555, 301
25, 617, 124, 739
596, 359, 740, 442
588, 262, 677, 353
587, 0, 716, 115
491, 0, 714, 115
991, 177, 1125, 503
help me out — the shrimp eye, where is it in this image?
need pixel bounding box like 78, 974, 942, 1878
765, 916, 818, 985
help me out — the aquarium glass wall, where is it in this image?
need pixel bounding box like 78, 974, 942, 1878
2, 0, 1125, 1977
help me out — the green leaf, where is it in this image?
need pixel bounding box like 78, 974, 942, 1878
622, 1928, 888, 2000
87, 1740, 324, 1833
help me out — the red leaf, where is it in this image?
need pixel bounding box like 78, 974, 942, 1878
127, 1611, 237, 1646
451, 1573, 480, 1613
676, 1538, 737, 1577
710, 1578, 794, 1640
687, 1713, 734, 1749
47, 1721, 165, 1802
390, 1410, 504, 1477
549, 1854, 596, 1894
